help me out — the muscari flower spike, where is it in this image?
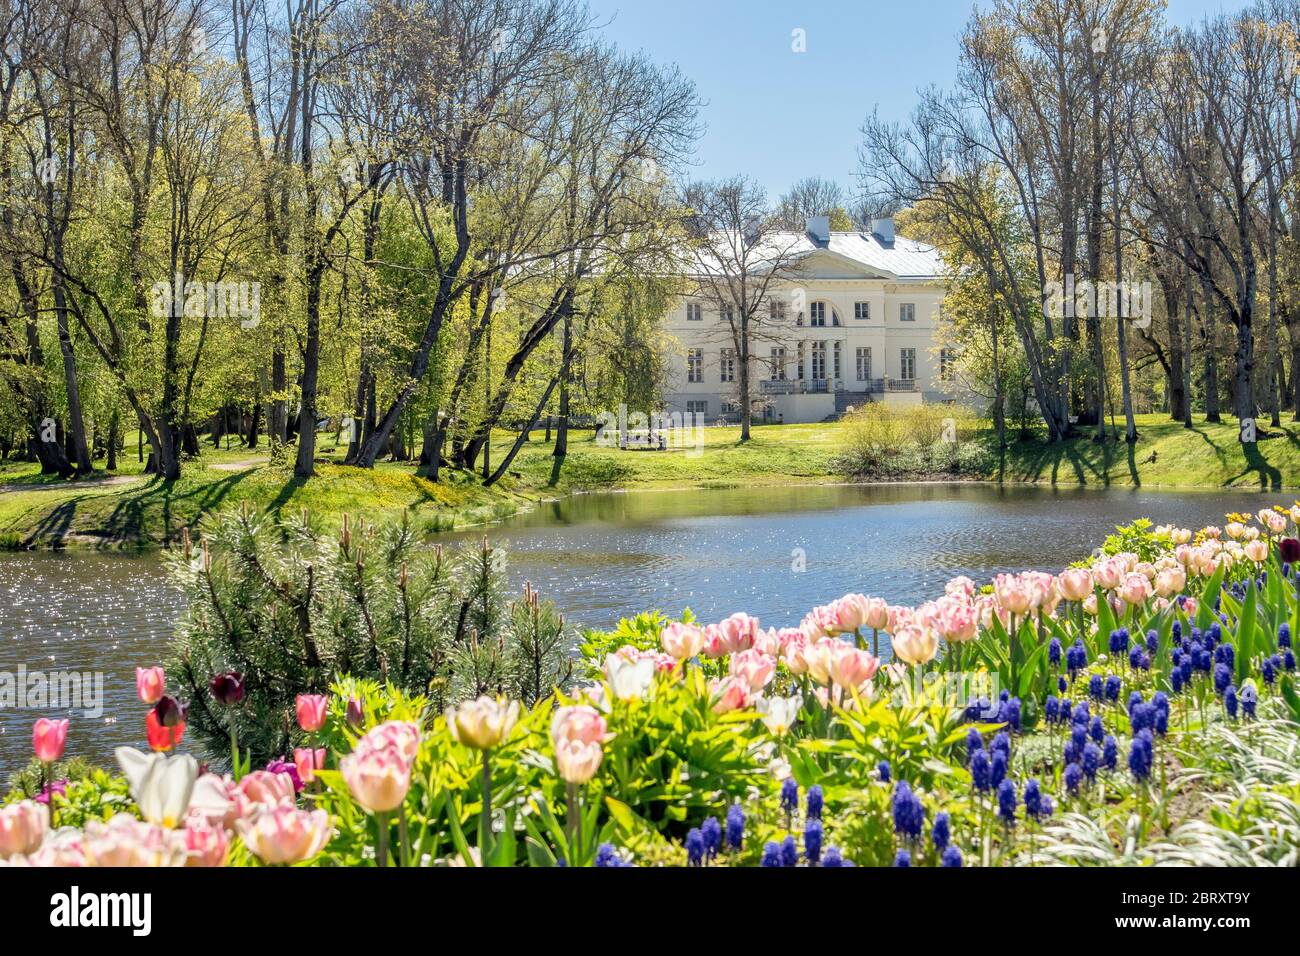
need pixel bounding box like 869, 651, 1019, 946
877, 760, 891, 783
997, 778, 1017, 826
803, 818, 823, 864
1023, 778, 1043, 819
780, 777, 799, 815
932, 811, 951, 851
894, 849, 911, 867
685, 827, 705, 867
1104, 675, 1121, 703
806, 784, 823, 821
780, 834, 798, 867
892, 781, 925, 839
1102, 738, 1123, 775
760, 842, 782, 867
941, 845, 963, 867
701, 815, 721, 858
726, 803, 745, 851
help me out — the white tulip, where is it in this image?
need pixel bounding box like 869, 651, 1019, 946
115, 747, 200, 829
603, 654, 655, 701
757, 694, 802, 736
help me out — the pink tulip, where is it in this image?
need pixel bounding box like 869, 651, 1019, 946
550, 705, 609, 746
993, 574, 1033, 615
715, 612, 760, 654
554, 738, 603, 784
340, 742, 412, 813
1118, 572, 1153, 606
729, 648, 777, 692
32, 718, 68, 763
135, 667, 166, 705
0, 800, 48, 859
1057, 568, 1093, 601
1154, 567, 1186, 597
293, 747, 327, 784
82, 814, 187, 867
709, 676, 751, 714
236, 805, 332, 865
1245, 539, 1269, 563
295, 694, 328, 733
944, 576, 976, 600
829, 645, 880, 689
660, 621, 705, 660
356, 720, 421, 765
182, 813, 230, 867
891, 625, 938, 666
234, 769, 296, 815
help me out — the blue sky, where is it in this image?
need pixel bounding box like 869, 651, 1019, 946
588, 0, 1252, 202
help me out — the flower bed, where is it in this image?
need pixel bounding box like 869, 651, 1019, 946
4, 510, 1300, 867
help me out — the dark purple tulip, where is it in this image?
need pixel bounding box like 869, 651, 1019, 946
1279, 538, 1300, 565
153, 694, 187, 728
346, 696, 365, 729
209, 671, 245, 706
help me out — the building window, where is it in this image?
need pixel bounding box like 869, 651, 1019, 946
721, 400, 739, 414
769, 300, 786, 322
687, 348, 703, 383
900, 303, 916, 322
833, 341, 841, 380
940, 347, 955, 382
769, 347, 786, 380
720, 348, 736, 383
811, 342, 827, 380
797, 342, 805, 380
856, 347, 872, 381
900, 347, 916, 381
854, 301, 871, 320
686, 302, 702, 321
809, 302, 826, 327
720, 303, 734, 324
686, 399, 707, 416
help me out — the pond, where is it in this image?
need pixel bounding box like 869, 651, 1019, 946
0, 482, 1280, 772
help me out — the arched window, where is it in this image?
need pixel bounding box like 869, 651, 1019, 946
808, 301, 841, 328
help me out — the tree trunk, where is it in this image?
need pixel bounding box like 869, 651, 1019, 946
553, 312, 572, 458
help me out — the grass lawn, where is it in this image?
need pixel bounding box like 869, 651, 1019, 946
3, 413, 1299, 549
988, 414, 1300, 492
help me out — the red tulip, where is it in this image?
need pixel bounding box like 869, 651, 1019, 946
145, 709, 186, 752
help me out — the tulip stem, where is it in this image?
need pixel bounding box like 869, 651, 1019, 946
230, 727, 241, 782
480, 749, 493, 864
398, 806, 411, 868
376, 810, 390, 867
566, 781, 581, 865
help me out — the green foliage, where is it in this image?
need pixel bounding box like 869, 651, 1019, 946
1098, 518, 1173, 563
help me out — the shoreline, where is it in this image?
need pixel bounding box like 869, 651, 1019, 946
4, 470, 1289, 554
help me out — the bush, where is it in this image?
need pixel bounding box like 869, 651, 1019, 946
838, 402, 986, 477
166, 506, 575, 764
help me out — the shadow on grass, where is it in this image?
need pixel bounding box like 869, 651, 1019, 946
97, 471, 252, 545
1234, 443, 1283, 491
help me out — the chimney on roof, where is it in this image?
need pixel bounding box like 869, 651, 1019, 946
871, 217, 895, 245
806, 215, 830, 244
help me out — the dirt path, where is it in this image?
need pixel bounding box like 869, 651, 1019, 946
0, 474, 143, 495
208, 458, 267, 472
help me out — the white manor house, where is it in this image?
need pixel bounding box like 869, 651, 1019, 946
663, 216, 950, 425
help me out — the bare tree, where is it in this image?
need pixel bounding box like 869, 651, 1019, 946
679, 176, 806, 442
